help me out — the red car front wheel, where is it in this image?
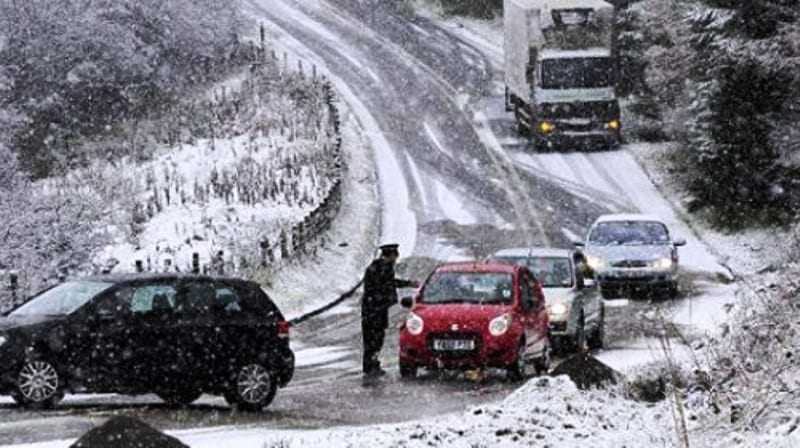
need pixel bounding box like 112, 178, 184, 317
506, 341, 527, 382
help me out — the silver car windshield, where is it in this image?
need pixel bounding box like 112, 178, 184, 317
9, 281, 113, 317
422, 272, 513, 305
589, 221, 670, 246
497, 257, 573, 288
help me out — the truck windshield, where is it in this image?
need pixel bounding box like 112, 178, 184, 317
9, 281, 113, 317
541, 57, 613, 89
422, 272, 514, 305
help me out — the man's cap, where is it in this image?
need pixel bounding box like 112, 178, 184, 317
379, 243, 400, 255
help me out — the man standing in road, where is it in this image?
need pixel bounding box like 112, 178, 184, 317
362, 243, 418, 378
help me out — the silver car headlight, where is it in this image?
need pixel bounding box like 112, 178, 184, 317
549, 303, 569, 318
585, 255, 607, 271
651, 258, 673, 270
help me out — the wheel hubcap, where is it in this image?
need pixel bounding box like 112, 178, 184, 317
237, 364, 272, 404
19, 361, 59, 402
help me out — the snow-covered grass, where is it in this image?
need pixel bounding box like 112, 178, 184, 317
258, 103, 381, 320
34, 61, 341, 278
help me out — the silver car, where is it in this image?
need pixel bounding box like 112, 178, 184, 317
576, 214, 686, 299
492, 248, 604, 353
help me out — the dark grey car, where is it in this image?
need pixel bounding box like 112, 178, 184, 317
0, 274, 294, 412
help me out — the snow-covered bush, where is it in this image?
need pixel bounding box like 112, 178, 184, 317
687, 265, 800, 440
0, 174, 106, 310
0, 0, 244, 178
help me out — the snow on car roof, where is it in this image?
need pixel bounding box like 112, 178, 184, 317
436, 262, 518, 274
80, 273, 251, 285
540, 47, 612, 60
493, 247, 573, 258
594, 213, 665, 224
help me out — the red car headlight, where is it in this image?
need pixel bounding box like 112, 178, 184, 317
489, 314, 512, 337
406, 313, 424, 335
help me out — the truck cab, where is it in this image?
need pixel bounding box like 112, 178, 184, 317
504, 0, 621, 150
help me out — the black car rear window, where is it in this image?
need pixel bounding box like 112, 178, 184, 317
236, 283, 284, 320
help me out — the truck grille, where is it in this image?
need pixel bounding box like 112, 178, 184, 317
555, 120, 601, 132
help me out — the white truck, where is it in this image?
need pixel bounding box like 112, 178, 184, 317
504, 0, 621, 149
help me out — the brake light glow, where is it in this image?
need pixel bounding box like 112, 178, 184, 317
278, 321, 291, 339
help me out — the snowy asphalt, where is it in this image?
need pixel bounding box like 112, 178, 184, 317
0, 1, 731, 445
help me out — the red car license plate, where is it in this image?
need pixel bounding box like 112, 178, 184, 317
433, 339, 474, 351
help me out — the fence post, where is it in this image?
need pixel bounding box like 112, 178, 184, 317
291, 225, 300, 254
260, 239, 272, 267
212, 251, 225, 275
9, 273, 18, 303
280, 230, 289, 259
192, 253, 200, 275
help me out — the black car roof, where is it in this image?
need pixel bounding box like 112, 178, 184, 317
77, 273, 254, 287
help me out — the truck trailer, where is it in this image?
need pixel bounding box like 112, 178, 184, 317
504, 0, 621, 149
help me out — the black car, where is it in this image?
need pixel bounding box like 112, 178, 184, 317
0, 274, 294, 411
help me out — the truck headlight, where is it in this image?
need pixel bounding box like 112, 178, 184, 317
652, 258, 673, 270
0, 335, 7, 348
586, 255, 607, 271
539, 121, 555, 134
489, 314, 512, 337
406, 313, 424, 336
549, 303, 569, 318
606, 119, 621, 130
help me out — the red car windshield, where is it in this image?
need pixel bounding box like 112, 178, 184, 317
422, 272, 514, 305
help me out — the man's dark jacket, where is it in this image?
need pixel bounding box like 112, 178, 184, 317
362, 258, 415, 328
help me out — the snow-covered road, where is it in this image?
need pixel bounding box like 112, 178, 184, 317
0, 1, 738, 446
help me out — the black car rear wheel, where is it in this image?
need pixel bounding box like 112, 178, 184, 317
225, 363, 278, 412
157, 389, 202, 407
14, 359, 64, 409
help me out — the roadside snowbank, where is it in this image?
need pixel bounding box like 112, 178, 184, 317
5, 377, 672, 448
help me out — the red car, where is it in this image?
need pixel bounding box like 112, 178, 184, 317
398, 262, 551, 380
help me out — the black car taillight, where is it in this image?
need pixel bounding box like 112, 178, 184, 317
278, 321, 290, 339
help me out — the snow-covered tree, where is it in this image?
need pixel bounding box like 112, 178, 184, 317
676, 2, 800, 226
0, 0, 243, 178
